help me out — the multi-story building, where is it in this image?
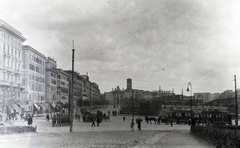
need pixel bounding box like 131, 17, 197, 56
64, 71, 83, 113
45, 57, 57, 112
22, 45, 46, 113
81, 74, 90, 101
91, 82, 100, 102
0, 20, 26, 114
64, 71, 101, 112
56, 69, 69, 103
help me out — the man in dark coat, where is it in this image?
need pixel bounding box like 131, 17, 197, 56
96, 117, 100, 127
28, 115, 33, 126
137, 121, 141, 130
46, 114, 49, 121
91, 117, 96, 127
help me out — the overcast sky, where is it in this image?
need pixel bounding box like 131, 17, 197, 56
1, 0, 240, 94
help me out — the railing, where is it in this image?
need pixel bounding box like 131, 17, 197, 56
191, 125, 240, 147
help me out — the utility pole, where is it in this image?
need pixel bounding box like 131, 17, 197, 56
70, 40, 75, 132
181, 87, 183, 109
132, 89, 134, 121
235, 75, 238, 126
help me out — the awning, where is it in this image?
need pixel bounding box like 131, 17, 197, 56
37, 103, 47, 110
51, 103, 56, 108
33, 103, 41, 111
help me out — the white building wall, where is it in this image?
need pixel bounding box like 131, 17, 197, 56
0, 20, 26, 113
22, 45, 46, 103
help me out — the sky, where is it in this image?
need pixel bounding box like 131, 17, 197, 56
1, 0, 240, 94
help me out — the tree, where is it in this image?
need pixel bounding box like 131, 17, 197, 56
151, 91, 158, 98
218, 90, 234, 99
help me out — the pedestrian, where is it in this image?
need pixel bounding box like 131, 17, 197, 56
46, 114, 49, 121
96, 117, 100, 127
130, 119, 134, 131
137, 121, 141, 130
170, 118, 173, 127
91, 117, 96, 127
27, 115, 33, 126
52, 114, 56, 127
188, 119, 191, 126
123, 116, 125, 122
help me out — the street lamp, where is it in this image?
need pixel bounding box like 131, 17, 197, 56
186, 82, 193, 121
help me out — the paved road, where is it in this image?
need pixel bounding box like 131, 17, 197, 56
0, 107, 215, 148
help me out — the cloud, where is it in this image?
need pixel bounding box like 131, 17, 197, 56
1, 0, 240, 93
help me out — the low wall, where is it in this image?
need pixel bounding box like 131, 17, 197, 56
0, 126, 37, 135
191, 125, 240, 147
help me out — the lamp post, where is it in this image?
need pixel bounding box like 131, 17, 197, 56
186, 82, 193, 120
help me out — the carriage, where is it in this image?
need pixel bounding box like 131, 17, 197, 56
200, 110, 231, 125
171, 110, 231, 125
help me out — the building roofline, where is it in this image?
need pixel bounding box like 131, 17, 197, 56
0, 20, 26, 41
56, 68, 69, 76
22, 45, 46, 59
46, 57, 56, 63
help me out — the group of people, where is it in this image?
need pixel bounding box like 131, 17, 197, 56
91, 116, 102, 127
111, 110, 118, 116
50, 113, 70, 127
130, 118, 142, 131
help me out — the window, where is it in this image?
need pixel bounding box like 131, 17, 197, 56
7, 46, 9, 55
51, 86, 56, 91
51, 79, 56, 85
29, 64, 35, 71
3, 57, 5, 67
61, 81, 65, 86
53, 95, 56, 101
7, 58, 9, 67
36, 66, 39, 73
3, 44, 5, 53
3, 72, 5, 81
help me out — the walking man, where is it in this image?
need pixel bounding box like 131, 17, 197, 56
137, 120, 141, 130
170, 118, 173, 127
91, 117, 96, 127
130, 119, 134, 131
96, 117, 100, 127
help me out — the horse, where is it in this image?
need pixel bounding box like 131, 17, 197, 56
103, 115, 110, 121
148, 117, 157, 124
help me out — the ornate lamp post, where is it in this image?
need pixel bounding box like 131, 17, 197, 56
186, 82, 193, 120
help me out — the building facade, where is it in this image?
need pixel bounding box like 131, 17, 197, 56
64, 71, 83, 113
45, 57, 57, 111
0, 20, 26, 113
21, 45, 46, 113
56, 69, 69, 103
